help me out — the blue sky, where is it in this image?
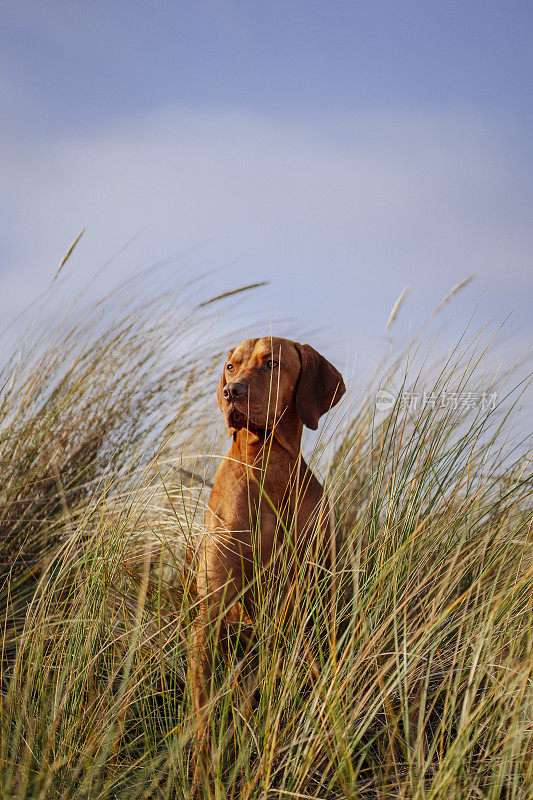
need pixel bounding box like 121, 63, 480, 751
1, 0, 532, 373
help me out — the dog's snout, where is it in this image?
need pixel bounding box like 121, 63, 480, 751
222, 382, 248, 402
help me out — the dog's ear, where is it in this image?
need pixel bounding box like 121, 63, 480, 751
217, 349, 236, 437
293, 342, 345, 430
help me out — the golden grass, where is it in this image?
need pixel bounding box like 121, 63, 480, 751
0, 269, 531, 799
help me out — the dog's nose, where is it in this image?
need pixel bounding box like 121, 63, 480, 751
223, 382, 248, 402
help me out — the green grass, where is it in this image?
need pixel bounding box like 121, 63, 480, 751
0, 272, 531, 799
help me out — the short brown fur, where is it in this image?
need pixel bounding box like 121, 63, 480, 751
188, 336, 345, 785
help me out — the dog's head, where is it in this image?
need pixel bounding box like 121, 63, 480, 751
217, 337, 345, 441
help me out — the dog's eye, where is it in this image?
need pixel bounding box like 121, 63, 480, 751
266, 359, 278, 369
226, 364, 235, 372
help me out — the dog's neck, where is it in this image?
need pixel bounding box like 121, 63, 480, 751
230, 405, 303, 469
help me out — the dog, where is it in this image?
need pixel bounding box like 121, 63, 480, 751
188, 336, 345, 780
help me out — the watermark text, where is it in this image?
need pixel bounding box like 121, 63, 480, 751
375, 389, 498, 413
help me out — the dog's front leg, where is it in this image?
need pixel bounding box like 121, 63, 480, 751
189, 601, 221, 794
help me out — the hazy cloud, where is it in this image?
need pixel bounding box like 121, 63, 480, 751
1, 106, 531, 364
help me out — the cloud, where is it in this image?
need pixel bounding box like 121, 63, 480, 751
0, 0, 105, 52
1, 106, 531, 364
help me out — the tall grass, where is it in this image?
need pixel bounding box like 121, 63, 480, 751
0, 272, 531, 799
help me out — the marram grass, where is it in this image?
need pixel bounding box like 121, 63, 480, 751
0, 275, 531, 800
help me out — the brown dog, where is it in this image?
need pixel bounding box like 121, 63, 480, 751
189, 337, 345, 765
